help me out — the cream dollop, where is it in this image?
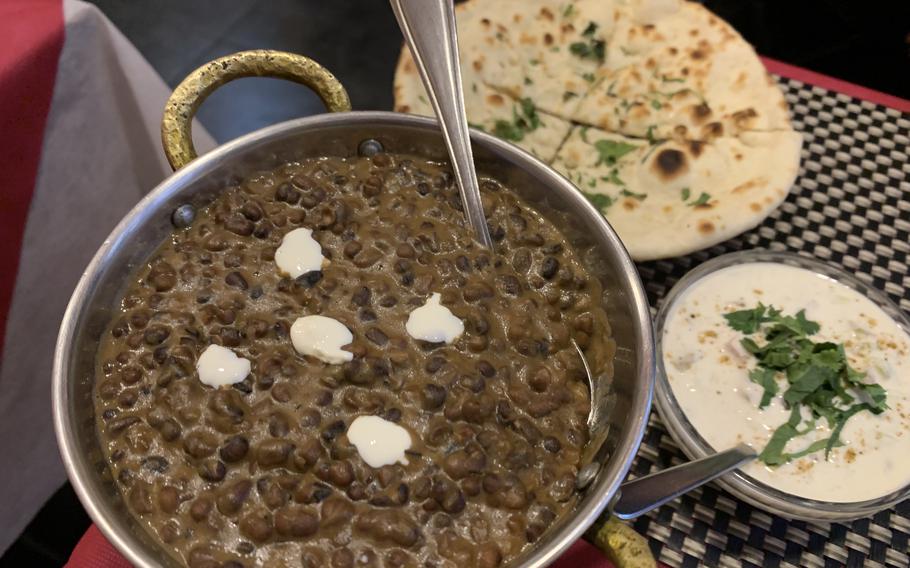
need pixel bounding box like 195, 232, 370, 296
196, 344, 251, 387
291, 315, 353, 364
347, 415, 412, 468
274, 228, 326, 278
405, 293, 464, 344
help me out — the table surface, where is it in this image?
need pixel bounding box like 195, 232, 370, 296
3, 1, 909, 566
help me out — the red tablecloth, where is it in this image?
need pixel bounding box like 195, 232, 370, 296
66, 524, 616, 568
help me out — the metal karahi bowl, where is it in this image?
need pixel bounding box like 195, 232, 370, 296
52, 51, 655, 567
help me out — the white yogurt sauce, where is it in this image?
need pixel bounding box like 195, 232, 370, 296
274, 228, 326, 278
405, 293, 464, 344
663, 262, 910, 502
290, 315, 353, 364
347, 415, 412, 468
196, 344, 251, 387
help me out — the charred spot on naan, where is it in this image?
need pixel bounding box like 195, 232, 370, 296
732, 178, 767, 194
486, 93, 506, 107
653, 148, 689, 181
539, 6, 555, 21
733, 71, 750, 90
701, 122, 724, 140
697, 220, 715, 234
732, 108, 759, 128
687, 140, 706, 158
750, 203, 761, 212
622, 199, 640, 211
690, 103, 712, 124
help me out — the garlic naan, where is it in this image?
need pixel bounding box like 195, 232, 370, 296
391, 0, 801, 260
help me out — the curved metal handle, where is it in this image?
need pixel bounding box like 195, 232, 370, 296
161, 49, 352, 171
586, 516, 658, 568
611, 444, 756, 520
389, 0, 493, 248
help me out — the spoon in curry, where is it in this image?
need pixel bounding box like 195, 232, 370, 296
389, 0, 493, 249
390, 0, 755, 517
572, 340, 756, 518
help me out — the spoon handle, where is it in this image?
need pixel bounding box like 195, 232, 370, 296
390, 0, 493, 248
611, 444, 756, 520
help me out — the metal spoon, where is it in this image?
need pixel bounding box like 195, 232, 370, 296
572, 340, 757, 518
390, 0, 754, 519
390, 0, 493, 249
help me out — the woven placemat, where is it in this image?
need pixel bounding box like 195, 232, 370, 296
627, 78, 910, 567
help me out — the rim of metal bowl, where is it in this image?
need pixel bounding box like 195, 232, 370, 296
653, 248, 910, 521
52, 111, 655, 568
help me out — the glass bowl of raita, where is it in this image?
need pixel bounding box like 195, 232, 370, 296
654, 249, 910, 521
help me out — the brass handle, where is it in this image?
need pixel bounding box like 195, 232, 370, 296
161, 49, 352, 171
585, 516, 657, 568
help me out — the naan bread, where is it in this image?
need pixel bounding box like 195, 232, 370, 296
394, 42, 572, 163
391, 0, 801, 260
551, 127, 802, 260
572, 1, 791, 139
454, 0, 618, 116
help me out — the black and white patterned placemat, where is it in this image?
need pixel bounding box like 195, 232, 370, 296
626, 78, 910, 567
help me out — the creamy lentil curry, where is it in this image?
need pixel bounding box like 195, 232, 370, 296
94, 152, 614, 567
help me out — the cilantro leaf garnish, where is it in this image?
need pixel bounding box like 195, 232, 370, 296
491, 98, 542, 142
680, 187, 691, 202
601, 168, 624, 186
723, 303, 777, 333
724, 304, 888, 465
688, 192, 712, 207
748, 367, 778, 409
580, 190, 613, 212
569, 26, 606, 63
620, 189, 647, 200
606, 81, 618, 97
593, 140, 638, 166
646, 125, 658, 145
